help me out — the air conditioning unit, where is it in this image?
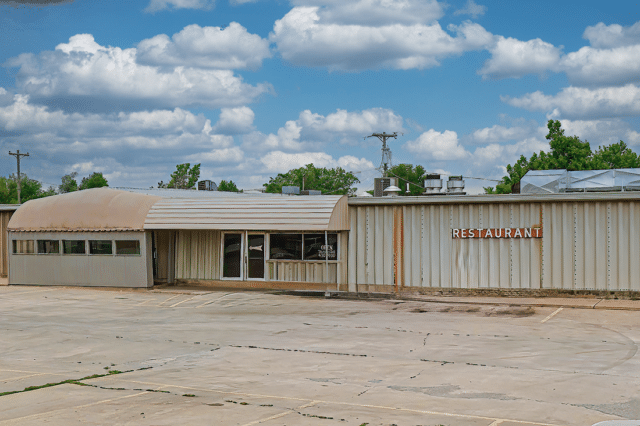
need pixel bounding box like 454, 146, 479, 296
374, 177, 398, 197
198, 180, 217, 191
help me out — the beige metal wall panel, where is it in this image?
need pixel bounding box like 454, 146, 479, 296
8, 231, 150, 287
175, 230, 220, 280
347, 210, 357, 291
350, 202, 544, 290
268, 261, 337, 283
1, 210, 15, 277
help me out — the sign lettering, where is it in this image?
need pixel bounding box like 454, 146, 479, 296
452, 228, 542, 239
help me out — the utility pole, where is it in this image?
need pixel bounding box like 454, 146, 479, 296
366, 132, 397, 176
9, 150, 29, 204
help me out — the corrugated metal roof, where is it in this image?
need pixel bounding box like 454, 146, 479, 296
144, 195, 349, 231
0, 204, 19, 211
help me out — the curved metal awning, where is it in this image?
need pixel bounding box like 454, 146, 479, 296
8, 188, 161, 232
144, 194, 349, 231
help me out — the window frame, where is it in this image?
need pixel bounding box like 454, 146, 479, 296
89, 240, 113, 255
62, 240, 87, 255
115, 240, 141, 256
37, 240, 60, 255
12, 239, 35, 254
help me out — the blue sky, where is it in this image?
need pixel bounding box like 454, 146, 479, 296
1, 0, 639, 194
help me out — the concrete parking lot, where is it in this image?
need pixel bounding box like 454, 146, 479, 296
1, 285, 639, 426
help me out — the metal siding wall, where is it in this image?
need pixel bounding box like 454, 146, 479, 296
175, 230, 220, 280
0, 211, 14, 277
268, 261, 337, 283
8, 231, 148, 287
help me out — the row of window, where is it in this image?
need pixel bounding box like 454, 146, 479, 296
13, 240, 140, 255
269, 233, 338, 261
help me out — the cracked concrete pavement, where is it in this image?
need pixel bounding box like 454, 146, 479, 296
1, 285, 639, 425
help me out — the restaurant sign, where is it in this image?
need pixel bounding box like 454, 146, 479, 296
452, 228, 542, 239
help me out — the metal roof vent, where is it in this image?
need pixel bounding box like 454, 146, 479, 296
424, 174, 443, 195
446, 176, 466, 195
383, 185, 401, 197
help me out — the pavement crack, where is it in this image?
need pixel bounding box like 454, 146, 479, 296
230, 345, 368, 357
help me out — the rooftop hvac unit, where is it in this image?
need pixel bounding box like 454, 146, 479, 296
282, 186, 300, 195
198, 180, 217, 191
424, 174, 443, 195
374, 177, 398, 197
446, 176, 465, 195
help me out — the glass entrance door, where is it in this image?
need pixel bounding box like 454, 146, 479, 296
247, 234, 265, 279
222, 233, 243, 279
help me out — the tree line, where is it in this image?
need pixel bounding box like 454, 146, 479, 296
3, 120, 638, 203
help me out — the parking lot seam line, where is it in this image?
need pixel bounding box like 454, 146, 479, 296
169, 296, 196, 308
135, 298, 158, 306
240, 401, 320, 426
0, 369, 67, 375
156, 294, 181, 306
2, 373, 51, 382
122, 380, 560, 425
489, 421, 504, 426
195, 292, 235, 308
0, 288, 56, 297
541, 308, 564, 323
240, 410, 292, 425
0, 391, 148, 425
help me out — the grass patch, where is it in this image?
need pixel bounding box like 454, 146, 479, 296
0, 370, 130, 397
182, 394, 196, 397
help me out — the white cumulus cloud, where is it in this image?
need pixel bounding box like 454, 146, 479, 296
213, 107, 255, 135
137, 23, 271, 70
583, 21, 640, 49
270, 6, 493, 71
502, 84, 640, 119
244, 108, 404, 151
453, 0, 487, 19
479, 36, 562, 79
291, 0, 444, 26
260, 150, 373, 173
5, 34, 271, 112
404, 129, 469, 160
144, 0, 215, 13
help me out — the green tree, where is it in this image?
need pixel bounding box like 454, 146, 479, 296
387, 164, 427, 196
218, 179, 240, 192
485, 120, 640, 194
167, 163, 200, 189
263, 164, 359, 195
59, 172, 78, 193
79, 172, 108, 190
0, 174, 55, 204
590, 141, 640, 169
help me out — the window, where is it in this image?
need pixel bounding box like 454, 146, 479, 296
63, 240, 86, 254
13, 240, 34, 254
89, 240, 112, 255
270, 234, 302, 260
304, 233, 337, 260
270, 233, 338, 261
115, 240, 140, 255
37, 240, 59, 254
